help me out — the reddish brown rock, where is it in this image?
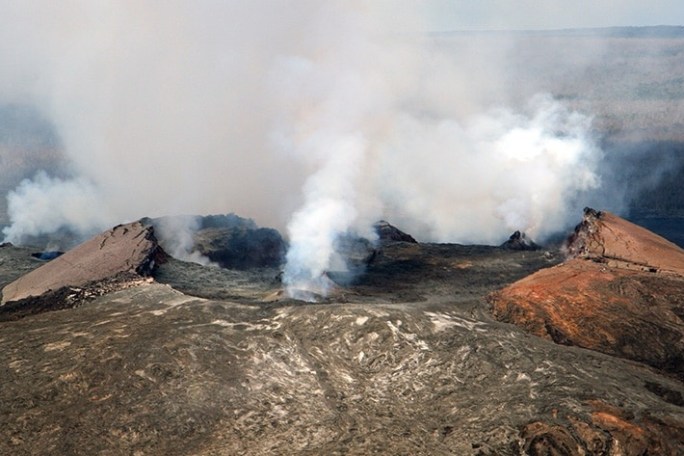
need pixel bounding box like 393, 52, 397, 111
520, 400, 684, 456
521, 421, 581, 455
566, 207, 684, 274
490, 208, 684, 379
1, 222, 164, 305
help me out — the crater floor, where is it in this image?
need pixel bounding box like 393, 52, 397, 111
1, 241, 682, 455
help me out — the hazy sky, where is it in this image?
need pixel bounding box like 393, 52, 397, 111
422, 0, 684, 31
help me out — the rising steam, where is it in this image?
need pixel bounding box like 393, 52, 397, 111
0, 2, 606, 298
2, 172, 107, 244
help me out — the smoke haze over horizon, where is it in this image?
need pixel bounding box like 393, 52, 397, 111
423, 0, 684, 32
1, 1, 664, 296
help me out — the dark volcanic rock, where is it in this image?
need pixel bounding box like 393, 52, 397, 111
374, 220, 417, 243
500, 230, 540, 251
0, 273, 151, 322
197, 213, 257, 231
1, 221, 683, 454
1, 222, 164, 306
30, 251, 64, 260
193, 226, 285, 269
148, 214, 286, 269
490, 208, 684, 379
1, 269, 683, 455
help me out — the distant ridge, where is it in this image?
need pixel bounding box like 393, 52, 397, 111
431, 25, 684, 38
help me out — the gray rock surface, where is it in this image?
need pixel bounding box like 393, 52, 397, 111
0, 235, 683, 454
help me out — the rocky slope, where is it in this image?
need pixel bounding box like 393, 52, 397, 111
0, 222, 164, 320
490, 208, 684, 381
0, 218, 683, 455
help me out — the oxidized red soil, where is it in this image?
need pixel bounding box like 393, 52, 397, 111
491, 209, 684, 379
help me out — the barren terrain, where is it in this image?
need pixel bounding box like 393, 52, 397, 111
1, 224, 683, 454
1, 26, 684, 456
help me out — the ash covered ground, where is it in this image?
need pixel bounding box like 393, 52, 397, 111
0, 216, 683, 455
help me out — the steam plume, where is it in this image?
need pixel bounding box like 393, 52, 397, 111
2, 172, 107, 244
154, 215, 216, 266
0, 2, 608, 299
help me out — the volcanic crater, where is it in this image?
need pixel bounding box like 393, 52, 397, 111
0, 212, 682, 455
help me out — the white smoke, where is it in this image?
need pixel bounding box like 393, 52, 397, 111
154, 215, 216, 267
0, 2, 607, 299
375, 95, 601, 244
2, 171, 108, 244
269, 6, 602, 298
0, 1, 314, 235
280, 95, 601, 298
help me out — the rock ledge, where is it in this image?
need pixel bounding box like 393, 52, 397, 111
1, 221, 164, 306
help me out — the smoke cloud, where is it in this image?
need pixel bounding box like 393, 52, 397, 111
0, 2, 612, 298
375, 95, 602, 242
2, 171, 107, 244
154, 215, 216, 267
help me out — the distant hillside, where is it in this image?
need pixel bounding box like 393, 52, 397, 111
433, 26, 684, 142
541, 25, 684, 38
432, 25, 684, 38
